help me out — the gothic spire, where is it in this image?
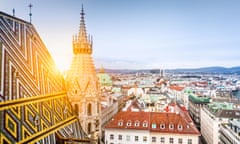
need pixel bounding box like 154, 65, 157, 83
78, 5, 87, 42
73, 4, 92, 54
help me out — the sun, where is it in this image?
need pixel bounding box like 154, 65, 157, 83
55, 58, 70, 73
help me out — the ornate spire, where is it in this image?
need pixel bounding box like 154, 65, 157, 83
73, 5, 92, 54
78, 5, 87, 42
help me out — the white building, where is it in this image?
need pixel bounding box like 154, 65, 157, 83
219, 120, 240, 144
201, 102, 240, 144
105, 109, 200, 144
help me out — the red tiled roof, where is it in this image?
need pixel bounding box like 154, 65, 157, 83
105, 111, 200, 135
169, 85, 185, 91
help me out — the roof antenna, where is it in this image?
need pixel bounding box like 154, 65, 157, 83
12, 8, 15, 17
28, 3, 33, 23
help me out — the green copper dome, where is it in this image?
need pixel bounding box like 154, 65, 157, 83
97, 67, 112, 86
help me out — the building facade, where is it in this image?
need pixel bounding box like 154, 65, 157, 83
219, 120, 240, 144
188, 94, 211, 128
201, 102, 240, 144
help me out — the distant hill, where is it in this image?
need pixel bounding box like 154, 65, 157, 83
169, 66, 240, 74
96, 66, 240, 74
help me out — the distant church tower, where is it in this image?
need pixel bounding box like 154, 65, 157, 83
65, 6, 101, 137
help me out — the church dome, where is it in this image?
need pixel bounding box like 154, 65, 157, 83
97, 67, 112, 86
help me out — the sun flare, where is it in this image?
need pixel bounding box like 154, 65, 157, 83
55, 58, 70, 73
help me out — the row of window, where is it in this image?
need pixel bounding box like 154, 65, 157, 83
118, 120, 148, 127
118, 120, 186, 130
110, 135, 147, 142
109, 134, 193, 144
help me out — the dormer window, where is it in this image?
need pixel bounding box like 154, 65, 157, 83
143, 121, 148, 127
160, 123, 165, 129
118, 120, 123, 126
135, 121, 140, 127
127, 120, 131, 126
169, 123, 174, 130
178, 124, 183, 130
152, 123, 156, 129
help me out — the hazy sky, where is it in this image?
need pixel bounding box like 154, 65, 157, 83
1, 0, 240, 70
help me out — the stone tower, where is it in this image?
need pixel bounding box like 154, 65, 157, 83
65, 6, 101, 137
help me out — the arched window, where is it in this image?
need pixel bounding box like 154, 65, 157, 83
97, 102, 99, 113
169, 123, 174, 130
135, 120, 140, 127
160, 123, 165, 129
152, 123, 156, 128
74, 104, 79, 116
118, 120, 123, 126
88, 123, 91, 134
178, 124, 183, 130
143, 121, 148, 127
87, 103, 92, 116
127, 120, 131, 126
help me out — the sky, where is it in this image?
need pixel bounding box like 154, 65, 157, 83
1, 0, 240, 70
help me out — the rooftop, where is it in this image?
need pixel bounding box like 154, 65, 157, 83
189, 94, 211, 104
206, 102, 240, 118
105, 104, 200, 135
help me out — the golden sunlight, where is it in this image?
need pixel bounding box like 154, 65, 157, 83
55, 58, 70, 73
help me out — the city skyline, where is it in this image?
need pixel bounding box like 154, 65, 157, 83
1, 0, 240, 70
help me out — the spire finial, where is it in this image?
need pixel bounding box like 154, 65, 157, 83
78, 4, 87, 42
28, 3, 33, 23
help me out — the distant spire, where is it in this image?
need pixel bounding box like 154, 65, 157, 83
12, 8, 15, 17
28, 3, 33, 23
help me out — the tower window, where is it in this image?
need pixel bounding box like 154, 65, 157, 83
74, 104, 79, 115
88, 123, 91, 134
87, 103, 92, 116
